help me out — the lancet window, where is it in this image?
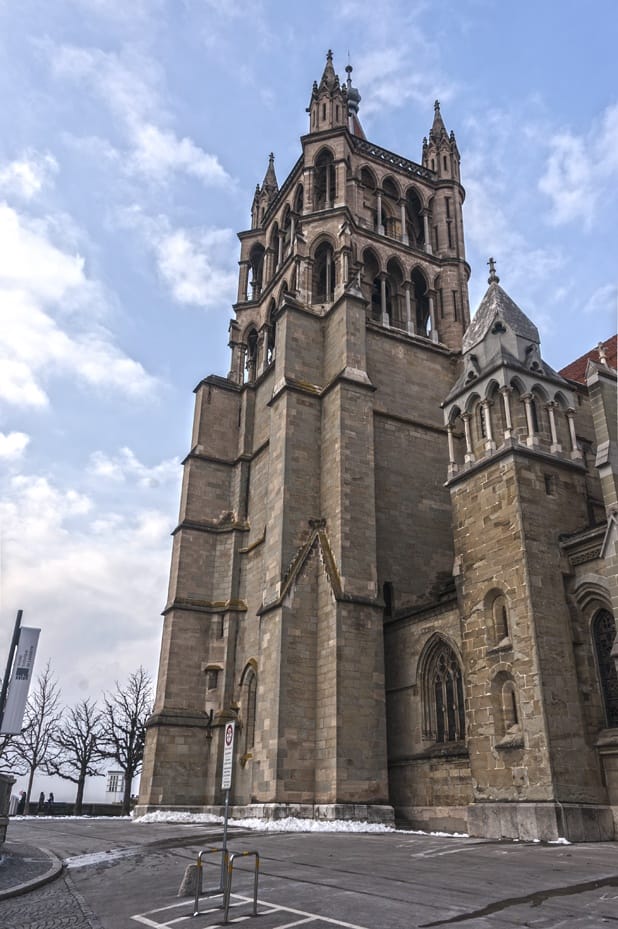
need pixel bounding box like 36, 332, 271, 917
314, 149, 336, 210
593, 609, 618, 728
422, 638, 466, 743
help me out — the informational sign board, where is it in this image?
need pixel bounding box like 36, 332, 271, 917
221, 721, 235, 789
1, 626, 40, 734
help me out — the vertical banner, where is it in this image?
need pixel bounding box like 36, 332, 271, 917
221, 720, 235, 789
1, 627, 40, 734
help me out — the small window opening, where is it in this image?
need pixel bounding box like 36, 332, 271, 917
452, 290, 459, 321
443, 155, 448, 170
478, 404, 486, 439
530, 397, 540, 433
322, 103, 326, 120
447, 222, 453, 248
544, 474, 555, 496
383, 582, 394, 617
439, 289, 444, 318
206, 669, 219, 691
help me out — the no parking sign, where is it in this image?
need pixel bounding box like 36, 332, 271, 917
221, 721, 235, 789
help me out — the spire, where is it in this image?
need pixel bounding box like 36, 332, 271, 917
429, 99, 448, 142
261, 152, 278, 198
344, 60, 365, 139
319, 49, 338, 92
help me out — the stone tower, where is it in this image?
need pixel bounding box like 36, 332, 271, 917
442, 264, 614, 840
138, 51, 471, 821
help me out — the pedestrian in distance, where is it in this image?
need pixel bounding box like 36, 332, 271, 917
16, 791, 26, 815
37, 791, 45, 813
46, 792, 54, 813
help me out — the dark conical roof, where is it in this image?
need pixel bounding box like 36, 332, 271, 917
429, 100, 448, 142
462, 281, 539, 353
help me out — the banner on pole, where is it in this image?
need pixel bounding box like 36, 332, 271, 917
221, 721, 235, 789
1, 626, 40, 734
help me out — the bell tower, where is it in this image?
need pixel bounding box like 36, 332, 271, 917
138, 51, 474, 823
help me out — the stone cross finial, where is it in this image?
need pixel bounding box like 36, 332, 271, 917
487, 257, 500, 285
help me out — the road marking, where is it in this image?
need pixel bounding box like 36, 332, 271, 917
132, 893, 373, 929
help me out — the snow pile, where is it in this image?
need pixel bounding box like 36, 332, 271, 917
133, 810, 469, 836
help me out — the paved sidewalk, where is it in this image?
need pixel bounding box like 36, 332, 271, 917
0, 838, 63, 900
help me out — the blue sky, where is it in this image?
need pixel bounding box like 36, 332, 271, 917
0, 0, 616, 799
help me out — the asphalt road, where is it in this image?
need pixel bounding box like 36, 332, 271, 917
4, 818, 618, 928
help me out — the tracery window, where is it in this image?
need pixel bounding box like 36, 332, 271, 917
593, 609, 618, 727
423, 639, 466, 743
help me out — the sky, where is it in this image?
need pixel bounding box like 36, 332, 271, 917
0, 0, 616, 801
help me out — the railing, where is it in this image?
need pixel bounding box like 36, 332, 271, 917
351, 137, 435, 181
223, 851, 260, 923
192, 846, 227, 917
192, 846, 260, 923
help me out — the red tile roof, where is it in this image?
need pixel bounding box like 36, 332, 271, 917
559, 334, 617, 384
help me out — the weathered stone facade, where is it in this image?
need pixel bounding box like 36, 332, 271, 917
137, 53, 618, 841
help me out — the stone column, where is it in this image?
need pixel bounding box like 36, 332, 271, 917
447, 423, 458, 477
500, 386, 514, 440
462, 413, 475, 463
290, 214, 296, 249
481, 400, 496, 452
256, 329, 266, 375
566, 408, 583, 459
277, 233, 283, 270
404, 281, 414, 334
423, 212, 432, 254
376, 192, 384, 235
228, 336, 244, 384
546, 402, 562, 453
264, 247, 275, 285
380, 274, 388, 326
237, 261, 250, 303
523, 394, 539, 447
428, 292, 438, 342
400, 201, 409, 245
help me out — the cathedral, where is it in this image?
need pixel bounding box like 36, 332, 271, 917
137, 52, 618, 842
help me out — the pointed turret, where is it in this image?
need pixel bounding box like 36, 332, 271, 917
422, 100, 460, 181
345, 62, 365, 139
307, 49, 349, 134
261, 152, 279, 199
250, 153, 279, 228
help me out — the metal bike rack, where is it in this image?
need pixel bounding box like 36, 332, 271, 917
222, 850, 260, 924
192, 846, 229, 918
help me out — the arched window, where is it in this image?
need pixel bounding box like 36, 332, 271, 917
592, 609, 618, 727
411, 269, 430, 336
493, 594, 509, 642
312, 242, 334, 303
406, 189, 425, 248
294, 184, 304, 214
249, 245, 264, 301
266, 299, 276, 366
245, 328, 258, 383
314, 150, 336, 210
422, 638, 466, 743
241, 665, 257, 755
382, 178, 400, 238
477, 402, 487, 440
385, 259, 404, 328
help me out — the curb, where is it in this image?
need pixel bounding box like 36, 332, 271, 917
0, 846, 64, 901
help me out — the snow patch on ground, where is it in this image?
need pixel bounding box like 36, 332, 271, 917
13, 815, 132, 821
64, 847, 139, 869
133, 810, 469, 837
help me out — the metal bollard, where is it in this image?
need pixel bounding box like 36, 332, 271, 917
192, 846, 228, 917
222, 850, 260, 923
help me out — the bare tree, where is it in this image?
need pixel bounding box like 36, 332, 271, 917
102, 667, 152, 814
11, 662, 62, 810
48, 699, 105, 814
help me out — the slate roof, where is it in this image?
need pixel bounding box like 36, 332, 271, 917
462, 282, 539, 354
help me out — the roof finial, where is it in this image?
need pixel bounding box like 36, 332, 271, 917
487, 257, 500, 285
434, 99, 440, 111
597, 341, 609, 366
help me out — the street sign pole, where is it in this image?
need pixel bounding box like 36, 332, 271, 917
220, 721, 235, 891
0, 610, 22, 732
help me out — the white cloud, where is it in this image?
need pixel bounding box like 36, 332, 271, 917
0, 204, 157, 407
0, 431, 29, 459
0, 470, 171, 707
49, 43, 232, 188
583, 283, 617, 317
131, 123, 230, 185
356, 46, 456, 117
119, 207, 237, 308
0, 150, 58, 200
89, 447, 180, 487
539, 102, 618, 227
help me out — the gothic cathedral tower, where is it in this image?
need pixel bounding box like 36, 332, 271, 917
138, 52, 471, 821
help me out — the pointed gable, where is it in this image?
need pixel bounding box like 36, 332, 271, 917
462, 281, 539, 354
